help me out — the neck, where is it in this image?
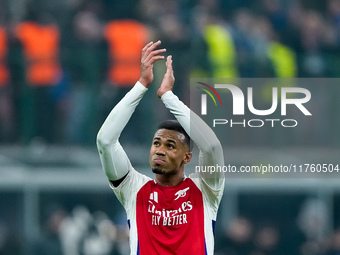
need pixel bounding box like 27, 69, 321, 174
155, 173, 185, 187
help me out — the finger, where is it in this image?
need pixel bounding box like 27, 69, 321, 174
150, 40, 162, 49
145, 48, 166, 62
147, 55, 165, 65
166, 55, 173, 73
145, 40, 162, 56
166, 55, 172, 65
141, 41, 155, 59
141, 41, 162, 61
142, 41, 153, 51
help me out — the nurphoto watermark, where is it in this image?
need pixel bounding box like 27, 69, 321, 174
189, 78, 340, 178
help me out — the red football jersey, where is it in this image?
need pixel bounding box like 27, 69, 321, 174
112, 169, 224, 255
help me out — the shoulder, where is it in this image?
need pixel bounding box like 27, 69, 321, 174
188, 174, 224, 210
111, 168, 152, 208
111, 168, 151, 191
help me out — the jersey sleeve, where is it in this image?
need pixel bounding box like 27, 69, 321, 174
96, 81, 147, 181
110, 168, 151, 212
160, 91, 225, 195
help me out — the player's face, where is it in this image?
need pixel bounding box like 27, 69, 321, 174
149, 129, 191, 175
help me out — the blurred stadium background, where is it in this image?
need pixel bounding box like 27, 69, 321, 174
0, 0, 340, 254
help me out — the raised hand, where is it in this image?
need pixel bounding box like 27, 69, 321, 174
157, 55, 175, 98
139, 41, 166, 88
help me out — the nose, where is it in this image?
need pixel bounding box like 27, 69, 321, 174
156, 145, 166, 156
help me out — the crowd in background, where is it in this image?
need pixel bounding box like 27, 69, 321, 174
215, 197, 338, 255
31, 205, 129, 255
0, 202, 130, 255
0, 0, 339, 145
2, 195, 340, 255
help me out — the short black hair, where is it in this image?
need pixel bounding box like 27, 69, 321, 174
158, 120, 191, 150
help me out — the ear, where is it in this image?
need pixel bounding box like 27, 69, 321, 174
183, 152, 192, 164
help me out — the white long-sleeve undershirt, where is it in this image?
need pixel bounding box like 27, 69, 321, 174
96, 81, 224, 190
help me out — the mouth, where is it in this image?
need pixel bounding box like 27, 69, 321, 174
153, 157, 166, 165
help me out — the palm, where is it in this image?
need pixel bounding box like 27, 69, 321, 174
139, 41, 166, 87
157, 55, 174, 98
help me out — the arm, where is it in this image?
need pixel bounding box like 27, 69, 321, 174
159, 56, 224, 190
96, 82, 147, 184
97, 41, 166, 186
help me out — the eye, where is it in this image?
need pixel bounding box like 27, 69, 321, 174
153, 141, 160, 146
168, 144, 175, 149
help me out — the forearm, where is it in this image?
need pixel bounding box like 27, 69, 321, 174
97, 81, 147, 180
161, 91, 224, 189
